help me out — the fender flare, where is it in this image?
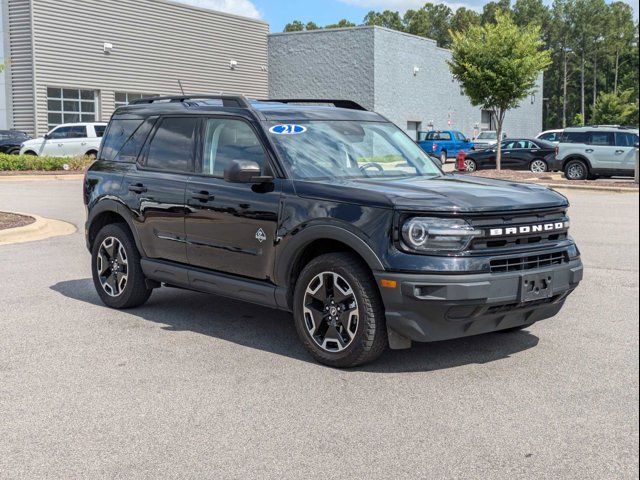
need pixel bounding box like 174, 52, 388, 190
274, 223, 385, 287
561, 154, 593, 172
86, 198, 146, 255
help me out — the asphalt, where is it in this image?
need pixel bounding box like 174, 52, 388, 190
0, 179, 638, 479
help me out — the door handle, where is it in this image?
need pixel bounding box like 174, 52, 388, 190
191, 190, 214, 202
585, 149, 594, 153
58, 143, 64, 147
128, 183, 147, 194
615, 150, 624, 154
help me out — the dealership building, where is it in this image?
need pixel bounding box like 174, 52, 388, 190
0, 0, 268, 136
269, 27, 543, 139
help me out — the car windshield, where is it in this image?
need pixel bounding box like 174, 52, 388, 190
477, 131, 497, 140
268, 121, 442, 180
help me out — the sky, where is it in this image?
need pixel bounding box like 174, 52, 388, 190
174, 0, 639, 31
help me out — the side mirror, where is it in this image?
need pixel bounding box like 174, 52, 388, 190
44, 133, 51, 140
224, 160, 272, 184
635, 142, 639, 148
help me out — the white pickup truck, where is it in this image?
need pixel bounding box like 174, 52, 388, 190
19, 122, 107, 158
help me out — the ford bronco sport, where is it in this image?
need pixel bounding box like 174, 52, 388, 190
84, 96, 583, 368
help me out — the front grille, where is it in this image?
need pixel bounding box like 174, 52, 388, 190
469, 209, 569, 251
490, 251, 568, 273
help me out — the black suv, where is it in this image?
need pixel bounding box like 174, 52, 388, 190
84, 96, 583, 368
0, 129, 31, 154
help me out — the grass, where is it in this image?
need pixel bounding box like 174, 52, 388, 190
0, 153, 94, 172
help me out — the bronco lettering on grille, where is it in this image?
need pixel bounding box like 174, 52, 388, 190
489, 221, 568, 237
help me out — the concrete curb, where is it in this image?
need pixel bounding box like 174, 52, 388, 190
0, 174, 84, 182
539, 183, 639, 193
0, 213, 76, 246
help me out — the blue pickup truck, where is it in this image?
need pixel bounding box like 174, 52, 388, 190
417, 130, 474, 164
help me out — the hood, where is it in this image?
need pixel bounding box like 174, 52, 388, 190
294, 173, 568, 213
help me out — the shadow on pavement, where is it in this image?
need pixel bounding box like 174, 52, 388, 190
51, 278, 539, 373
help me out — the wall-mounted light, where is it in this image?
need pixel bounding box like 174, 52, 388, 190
103, 42, 113, 54
229, 60, 238, 70
531, 93, 536, 104
413, 66, 420, 76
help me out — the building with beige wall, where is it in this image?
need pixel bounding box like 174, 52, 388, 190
1, 0, 268, 136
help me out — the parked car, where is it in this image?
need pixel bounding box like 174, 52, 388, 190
553, 126, 639, 180
84, 95, 583, 368
472, 130, 506, 150
463, 138, 556, 173
537, 129, 563, 144
417, 130, 474, 164
19, 122, 107, 157
0, 129, 31, 154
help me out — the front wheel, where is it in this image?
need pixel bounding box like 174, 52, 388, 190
464, 158, 477, 172
91, 223, 152, 309
293, 253, 388, 368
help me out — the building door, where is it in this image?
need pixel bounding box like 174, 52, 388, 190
407, 121, 422, 141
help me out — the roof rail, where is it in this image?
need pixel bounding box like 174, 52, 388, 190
265, 99, 368, 111
128, 95, 251, 108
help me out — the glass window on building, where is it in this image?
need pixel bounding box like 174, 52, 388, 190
47, 88, 97, 130
114, 92, 158, 109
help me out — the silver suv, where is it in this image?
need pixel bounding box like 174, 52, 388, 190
554, 126, 639, 180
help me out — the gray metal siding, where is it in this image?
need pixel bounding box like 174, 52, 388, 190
30, 0, 268, 135
6, 0, 35, 134
268, 28, 375, 111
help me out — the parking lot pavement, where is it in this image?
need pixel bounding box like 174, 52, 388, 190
0, 179, 638, 480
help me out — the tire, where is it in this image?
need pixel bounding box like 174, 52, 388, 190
23, 151, 37, 156
85, 150, 98, 160
440, 150, 447, 164
464, 158, 477, 172
293, 252, 388, 368
564, 159, 588, 180
530, 159, 548, 173
499, 323, 534, 333
91, 223, 152, 309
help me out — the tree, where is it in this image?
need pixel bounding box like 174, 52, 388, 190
450, 7, 481, 34
283, 20, 304, 32
513, 0, 550, 28
448, 12, 551, 170
363, 10, 404, 31
306, 21, 320, 31
605, 2, 635, 93
592, 89, 639, 126
481, 0, 511, 24
404, 3, 453, 47
325, 19, 356, 29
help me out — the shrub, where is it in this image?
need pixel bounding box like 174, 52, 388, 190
0, 153, 94, 171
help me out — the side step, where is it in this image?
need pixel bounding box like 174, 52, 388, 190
141, 258, 287, 310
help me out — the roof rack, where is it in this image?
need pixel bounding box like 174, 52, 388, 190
128, 95, 251, 108
265, 99, 368, 111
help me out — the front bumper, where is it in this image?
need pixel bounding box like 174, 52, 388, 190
374, 259, 583, 344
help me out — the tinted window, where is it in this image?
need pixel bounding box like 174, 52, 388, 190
94, 125, 106, 137
117, 119, 156, 162
560, 131, 589, 143
145, 117, 197, 172
425, 131, 452, 141
589, 131, 614, 146
202, 118, 266, 176
100, 119, 145, 162
455, 132, 466, 141
49, 126, 86, 139
616, 132, 639, 147
539, 132, 560, 142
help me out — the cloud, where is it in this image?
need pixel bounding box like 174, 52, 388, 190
171, 0, 262, 19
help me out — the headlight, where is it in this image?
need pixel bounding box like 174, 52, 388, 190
401, 217, 481, 252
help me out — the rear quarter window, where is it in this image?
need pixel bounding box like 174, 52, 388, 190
100, 119, 145, 161
560, 131, 589, 144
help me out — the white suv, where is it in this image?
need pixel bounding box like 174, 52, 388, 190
19, 122, 107, 157
554, 126, 639, 180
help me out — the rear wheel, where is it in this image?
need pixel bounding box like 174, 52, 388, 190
293, 252, 387, 368
91, 223, 152, 309
440, 150, 447, 164
530, 159, 548, 173
564, 160, 588, 180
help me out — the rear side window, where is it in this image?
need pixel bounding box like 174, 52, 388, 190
94, 125, 106, 137
616, 132, 639, 147
145, 117, 197, 172
425, 132, 452, 141
560, 131, 589, 144
455, 132, 466, 141
101, 119, 144, 161
589, 132, 614, 146
539, 132, 559, 142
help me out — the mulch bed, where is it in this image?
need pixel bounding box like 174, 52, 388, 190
0, 212, 36, 230
468, 170, 638, 189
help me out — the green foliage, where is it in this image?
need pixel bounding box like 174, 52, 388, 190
448, 12, 551, 169
591, 90, 639, 126
572, 113, 585, 126
283, 20, 304, 32
405, 4, 454, 47
363, 10, 404, 31
0, 153, 93, 172
450, 7, 481, 34
325, 19, 356, 29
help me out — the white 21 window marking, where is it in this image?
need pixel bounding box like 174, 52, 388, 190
269, 124, 307, 135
